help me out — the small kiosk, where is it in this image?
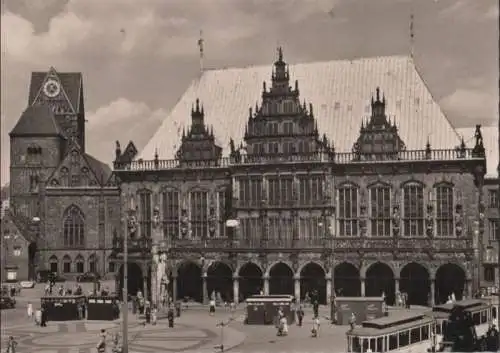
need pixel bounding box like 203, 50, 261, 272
245, 295, 295, 325
41, 295, 86, 321
87, 295, 120, 321
334, 297, 384, 325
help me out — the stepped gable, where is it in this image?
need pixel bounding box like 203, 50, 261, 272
140, 53, 461, 160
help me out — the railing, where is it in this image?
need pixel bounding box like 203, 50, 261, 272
333, 237, 472, 251
114, 148, 484, 172
236, 199, 328, 208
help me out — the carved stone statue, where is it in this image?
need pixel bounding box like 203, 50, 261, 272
153, 206, 160, 229
127, 215, 137, 238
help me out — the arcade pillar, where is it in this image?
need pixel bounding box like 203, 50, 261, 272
263, 275, 270, 295
202, 273, 208, 304
233, 275, 239, 304
294, 275, 300, 302
430, 279, 435, 306
360, 277, 365, 297
326, 275, 332, 303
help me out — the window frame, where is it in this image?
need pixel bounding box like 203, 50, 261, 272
337, 184, 359, 237
434, 183, 454, 237
369, 183, 392, 237
402, 182, 425, 237
63, 205, 85, 248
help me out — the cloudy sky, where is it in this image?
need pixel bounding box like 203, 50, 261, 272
0, 0, 498, 186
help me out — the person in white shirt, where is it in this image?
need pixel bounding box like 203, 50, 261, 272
27, 302, 33, 319
209, 299, 216, 316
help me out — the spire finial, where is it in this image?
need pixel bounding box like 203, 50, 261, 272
198, 30, 204, 73
278, 46, 283, 62
195, 98, 200, 112
376, 87, 380, 102
410, 12, 415, 58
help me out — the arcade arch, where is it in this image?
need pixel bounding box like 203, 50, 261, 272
399, 262, 430, 306
238, 262, 263, 300
117, 263, 144, 299
300, 262, 326, 304
435, 263, 466, 304
177, 261, 203, 303
365, 262, 395, 305
334, 262, 361, 297
206, 262, 233, 302
269, 262, 294, 295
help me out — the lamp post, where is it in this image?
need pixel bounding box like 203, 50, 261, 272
32, 216, 41, 280
122, 197, 137, 353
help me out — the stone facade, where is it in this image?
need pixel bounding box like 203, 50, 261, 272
113, 50, 488, 307
0, 213, 30, 281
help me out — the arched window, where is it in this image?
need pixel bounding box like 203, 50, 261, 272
88, 254, 98, 273
62, 255, 72, 273
63, 205, 85, 247
337, 184, 359, 237
162, 188, 180, 240
75, 254, 84, 273
138, 190, 152, 239
189, 190, 208, 238
435, 184, 454, 237
402, 182, 424, 237
369, 184, 391, 237
49, 255, 58, 273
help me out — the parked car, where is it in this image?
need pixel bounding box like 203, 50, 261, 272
77, 272, 101, 283
19, 281, 35, 289
0, 296, 16, 309
37, 270, 66, 283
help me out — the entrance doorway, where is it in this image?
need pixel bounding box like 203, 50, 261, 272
300, 262, 326, 304
334, 262, 361, 297
177, 262, 203, 303
366, 262, 395, 305
238, 262, 263, 300
269, 262, 294, 295
400, 262, 431, 306
206, 262, 233, 302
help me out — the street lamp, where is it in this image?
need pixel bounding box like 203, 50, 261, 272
122, 196, 137, 353
31, 216, 41, 280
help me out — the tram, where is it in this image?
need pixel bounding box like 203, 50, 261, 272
430, 299, 495, 345
346, 311, 435, 352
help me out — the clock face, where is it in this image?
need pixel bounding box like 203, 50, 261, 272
43, 79, 61, 98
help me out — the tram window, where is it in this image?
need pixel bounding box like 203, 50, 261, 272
435, 322, 442, 335
422, 324, 429, 340
410, 328, 420, 344
369, 338, 376, 351
481, 310, 487, 323
352, 337, 361, 353
376, 337, 383, 352
399, 330, 410, 347
363, 339, 369, 352
473, 313, 480, 325
389, 334, 398, 350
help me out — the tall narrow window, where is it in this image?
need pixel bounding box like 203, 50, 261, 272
49, 256, 58, 273
139, 191, 152, 239
217, 190, 226, 238
269, 217, 281, 242
338, 185, 358, 236
241, 217, 260, 246
435, 184, 454, 237
75, 255, 84, 273
162, 189, 180, 239
190, 190, 208, 238
88, 254, 98, 273
489, 219, 499, 241
239, 179, 262, 207
268, 177, 293, 206
370, 185, 391, 237
299, 176, 324, 205
403, 183, 424, 237
62, 255, 71, 273
63, 205, 85, 247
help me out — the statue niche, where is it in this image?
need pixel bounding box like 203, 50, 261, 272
176, 99, 222, 167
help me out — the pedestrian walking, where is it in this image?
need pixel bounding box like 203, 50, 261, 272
96, 329, 106, 353
5, 336, 17, 353
35, 308, 41, 326
167, 306, 175, 328
209, 299, 216, 316
311, 316, 320, 338
27, 302, 33, 319
297, 305, 304, 326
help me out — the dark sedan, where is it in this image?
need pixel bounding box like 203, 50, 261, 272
0, 296, 16, 309
76, 272, 101, 283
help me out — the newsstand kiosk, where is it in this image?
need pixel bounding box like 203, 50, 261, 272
41, 295, 86, 321
87, 295, 120, 320
245, 295, 295, 325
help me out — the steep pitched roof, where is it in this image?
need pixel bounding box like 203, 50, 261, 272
83, 153, 113, 185
140, 55, 461, 160
457, 125, 499, 178
9, 104, 64, 137
28, 70, 83, 113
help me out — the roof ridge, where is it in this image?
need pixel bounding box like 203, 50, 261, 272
201, 54, 411, 73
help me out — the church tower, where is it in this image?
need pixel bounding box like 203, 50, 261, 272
9, 69, 85, 219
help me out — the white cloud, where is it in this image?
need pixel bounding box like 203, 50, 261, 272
440, 88, 497, 125
85, 98, 167, 164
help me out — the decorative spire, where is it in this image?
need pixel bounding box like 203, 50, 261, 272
278, 46, 283, 62
309, 103, 313, 117
410, 13, 415, 58
198, 30, 204, 73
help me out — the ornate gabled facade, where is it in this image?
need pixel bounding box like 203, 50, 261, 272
8, 68, 120, 281
114, 48, 489, 309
